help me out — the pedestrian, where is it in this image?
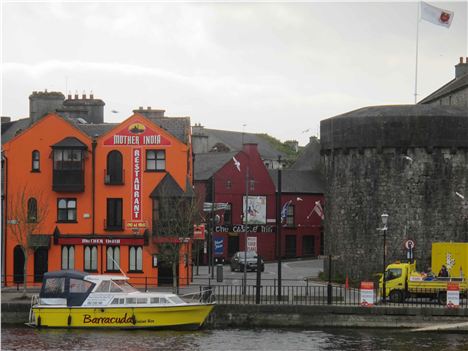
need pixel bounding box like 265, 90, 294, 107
424, 267, 435, 281
438, 265, 449, 277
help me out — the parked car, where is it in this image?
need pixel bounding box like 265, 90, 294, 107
230, 251, 264, 272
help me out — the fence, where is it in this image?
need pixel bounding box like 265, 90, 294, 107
3, 274, 467, 309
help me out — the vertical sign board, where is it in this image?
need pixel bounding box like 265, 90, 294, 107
193, 224, 205, 240
446, 282, 460, 308
246, 236, 257, 252
360, 281, 374, 307
214, 237, 224, 256
132, 148, 142, 221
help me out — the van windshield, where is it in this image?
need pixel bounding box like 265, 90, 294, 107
385, 268, 402, 281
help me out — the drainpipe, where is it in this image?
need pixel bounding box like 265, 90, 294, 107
92, 137, 97, 235
2, 154, 8, 287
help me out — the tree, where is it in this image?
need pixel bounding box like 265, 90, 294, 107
152, 179, 201, 292
7, 186, 49, 296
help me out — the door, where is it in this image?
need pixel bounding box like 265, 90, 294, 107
34, 247, 48, 282
158, 260, 178, 286
13, 245, 25, 283
302, 236, 315, 257
228, 234, 239, 260
285, 235, 297, 258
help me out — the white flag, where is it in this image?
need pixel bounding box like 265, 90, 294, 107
313, 201, 324, 220
421, 2, 454, 28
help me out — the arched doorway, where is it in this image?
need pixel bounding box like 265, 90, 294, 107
13, 245, 25, 283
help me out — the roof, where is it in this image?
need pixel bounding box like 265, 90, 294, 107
419, 74, 468, 104
52, 136, 88, 149
1, 118, 32, 144
291, 137, 321, 171
194, 151, 238, 181
269, 169, 324, 194
148, 116, 190, 144
43, 270, 88, 280
150, 174, 194, 198
194, 128, 285, 159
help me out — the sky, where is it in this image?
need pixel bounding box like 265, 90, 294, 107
1, 1, 467, 146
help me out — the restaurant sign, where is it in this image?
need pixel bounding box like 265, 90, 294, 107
103, 120, 172, 146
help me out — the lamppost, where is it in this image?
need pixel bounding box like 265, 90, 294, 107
242, 166, 250, 295
381, 213, 389, 303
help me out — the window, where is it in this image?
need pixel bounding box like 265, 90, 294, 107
43, 278, 65, 295
224, 203, 232, 225
53, 149, 83, 170
146, 150, 165, 171
84, 245, 98, 271
226, 180, 232, 189
106, 198, 123, 230
286, 204, 295, 227
106, 150, 123, 184
129, 246, 143, 272
106, 246, 120, 272
57, 198, 77, 222
32, 150, 40, 171
27, 198, 37, 223
69, 278, 93, 293
61, 245, 75, 270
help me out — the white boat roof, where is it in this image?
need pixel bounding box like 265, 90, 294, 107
85, 274, 130, 283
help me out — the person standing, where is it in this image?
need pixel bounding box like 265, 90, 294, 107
438, 265, 449, 277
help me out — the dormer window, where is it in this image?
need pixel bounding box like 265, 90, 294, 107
32, 150, 40, 172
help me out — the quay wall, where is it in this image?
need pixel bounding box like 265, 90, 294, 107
3, 302, 468, 330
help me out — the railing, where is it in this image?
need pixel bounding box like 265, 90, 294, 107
3, 275, 467, 308
104, 219, 125, 231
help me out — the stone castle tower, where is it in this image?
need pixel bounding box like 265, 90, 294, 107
320, 104, 468, 280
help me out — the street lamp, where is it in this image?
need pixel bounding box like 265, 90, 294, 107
381, 213, 389, 303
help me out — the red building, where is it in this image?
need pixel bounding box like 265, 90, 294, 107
194, 143, 324, 262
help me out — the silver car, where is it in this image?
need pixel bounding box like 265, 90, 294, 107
230, 251, 265, 272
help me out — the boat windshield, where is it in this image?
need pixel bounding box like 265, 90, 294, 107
95, 279, 139, 293
113, 279, 139, 293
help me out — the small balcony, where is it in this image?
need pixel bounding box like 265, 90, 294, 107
53, 170, 84, 192
104, 169, 125, 185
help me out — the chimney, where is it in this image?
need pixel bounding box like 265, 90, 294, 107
82, 93, 86, 99
67, 93, 72, 99
90, 93, 94, 99
242, 143, 258, 155
74, 92, 79, 99
1, 116, 11, 123
455, 56, 468, 78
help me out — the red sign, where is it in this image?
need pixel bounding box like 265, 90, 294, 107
360, 281, 374, 307
103, 121, 172, 146
193, 224, 205, 240
57, 237, 145, 245
132, 148, 142, 220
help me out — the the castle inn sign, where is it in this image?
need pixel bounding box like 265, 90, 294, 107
215, 224, 274, 233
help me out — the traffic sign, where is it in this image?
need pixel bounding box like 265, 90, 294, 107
404, 239, 416, 250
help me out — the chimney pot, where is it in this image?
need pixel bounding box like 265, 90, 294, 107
139, 106, 143, 110
460, 57, 463, 64
147, 106, 151, 110
74, 94, 78, 99
67, 94, 72, 99
44, 89, 48, 93
90, 93, 94, 99
466, 57, 468, 64
82, 94, 86, 99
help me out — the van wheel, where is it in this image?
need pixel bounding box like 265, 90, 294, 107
437, 292, 447, 305
389, 290, 403, 303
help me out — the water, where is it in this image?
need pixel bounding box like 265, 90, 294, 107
1, 326, 467, 351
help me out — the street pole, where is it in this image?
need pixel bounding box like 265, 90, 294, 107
383, 226, 387, 303
327, 254, 332, 305
211, 175, 215, 279
243, 166, 249, 295
276, 155, 282, 301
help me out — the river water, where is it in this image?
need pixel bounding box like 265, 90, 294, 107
2, 326, 467, 351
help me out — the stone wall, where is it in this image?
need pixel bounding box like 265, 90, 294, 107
320, 105, 468, 280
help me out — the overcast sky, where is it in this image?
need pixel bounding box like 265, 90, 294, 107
1, 1, 467, 145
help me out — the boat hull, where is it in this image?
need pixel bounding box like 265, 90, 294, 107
31, 304, 215, 329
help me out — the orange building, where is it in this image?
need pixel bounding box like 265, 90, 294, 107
2, 106, 194, 288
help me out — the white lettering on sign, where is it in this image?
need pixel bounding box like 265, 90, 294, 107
113, 135, 140, 145
133, 148, 142, 220
143, 135, 161, 145
247, 237, 257, 252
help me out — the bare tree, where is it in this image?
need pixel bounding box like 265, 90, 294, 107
152, 181, 201, 292
7, 186, 49, 296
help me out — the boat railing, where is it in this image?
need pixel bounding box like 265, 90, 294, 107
180, 288, 216, 304
27, 295, 39, 326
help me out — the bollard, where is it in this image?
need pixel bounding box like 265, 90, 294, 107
216, 264, 223, 282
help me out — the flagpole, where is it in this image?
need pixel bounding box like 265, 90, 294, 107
243, 165, 249, 295
414, 1, 421, 104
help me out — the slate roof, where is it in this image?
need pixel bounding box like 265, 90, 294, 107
419, 74, 468, 104
150, 174, 194, 198
2, 115, 190, 145
291, 137, 321, 171
195, 128, 285, 159
1, 118, 32, 144
268, 169, 324, 194
194, 151, 238, 181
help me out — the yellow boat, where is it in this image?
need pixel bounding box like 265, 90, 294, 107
27, 270, 215, 329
